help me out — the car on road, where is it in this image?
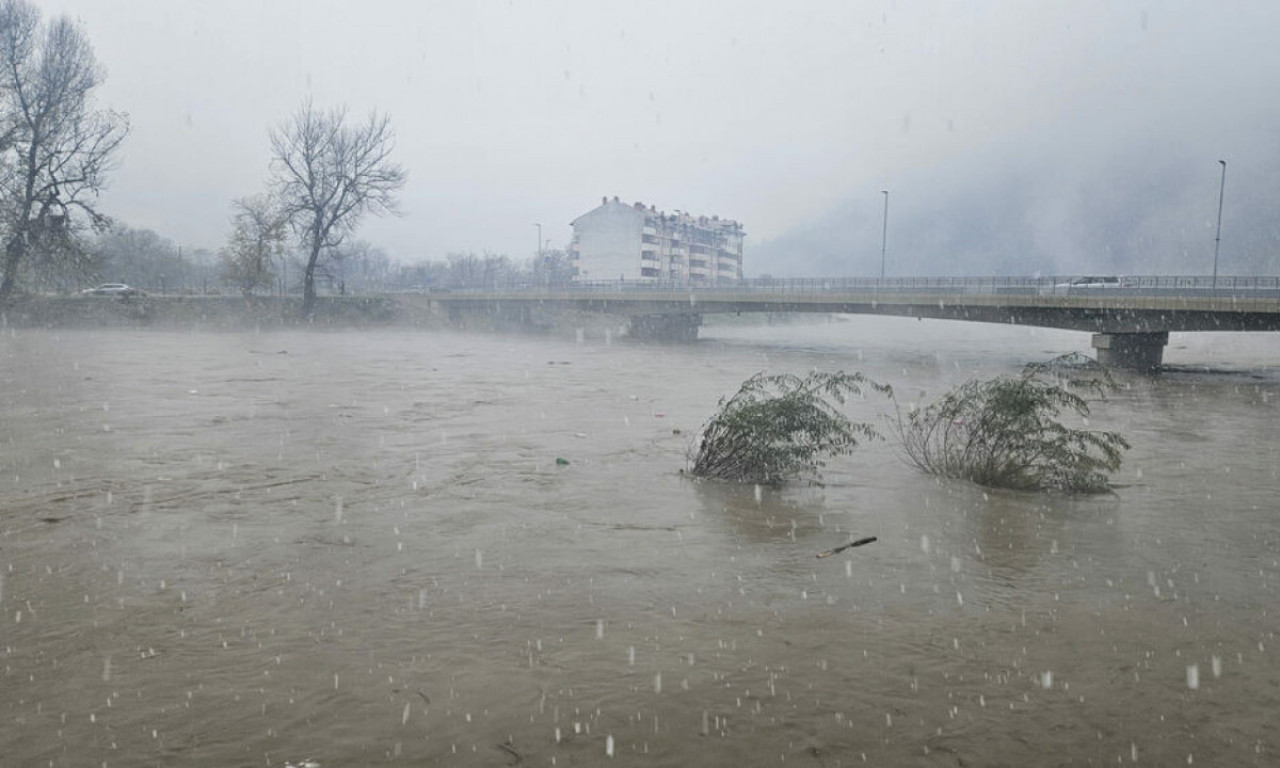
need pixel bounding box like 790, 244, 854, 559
1039, 275, 1127, 295
81, 283, 147, 297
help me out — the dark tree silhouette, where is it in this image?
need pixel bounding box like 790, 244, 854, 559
268, 100, 405, 317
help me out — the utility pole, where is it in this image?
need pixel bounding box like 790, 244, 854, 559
879, 190, 889, 280
1212, 160, 1226, 292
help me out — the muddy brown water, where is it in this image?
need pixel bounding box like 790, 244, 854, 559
1, 320, 1277, 767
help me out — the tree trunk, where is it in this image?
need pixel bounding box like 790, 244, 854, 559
301, 241, 321, 318
0, 237, 27, 304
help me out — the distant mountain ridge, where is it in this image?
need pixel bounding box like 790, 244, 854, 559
749, 111, 1280, 279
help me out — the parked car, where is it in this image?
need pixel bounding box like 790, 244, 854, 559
81, 283, 147, 297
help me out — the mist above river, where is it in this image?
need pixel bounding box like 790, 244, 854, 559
2, 319, 1277, 766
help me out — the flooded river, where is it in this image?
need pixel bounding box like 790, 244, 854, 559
1, 319, 1277, 767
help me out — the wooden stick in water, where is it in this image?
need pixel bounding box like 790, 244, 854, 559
815, 536, 878, 558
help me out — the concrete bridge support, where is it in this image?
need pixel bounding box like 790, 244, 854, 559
1091, 331, 1168, 371
628, 313, 702, 342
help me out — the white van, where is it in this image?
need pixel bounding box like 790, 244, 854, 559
1040, 276, 1125, 295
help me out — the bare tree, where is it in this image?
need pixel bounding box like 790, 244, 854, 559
321, 239, 390, 294
0, 0, 128, 303
531, 248, 575, 286
447, 252, 482, 288
219, 194, 287, 297
268, 100, 405, 316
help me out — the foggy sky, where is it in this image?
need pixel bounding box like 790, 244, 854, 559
42, 0, 1280, 275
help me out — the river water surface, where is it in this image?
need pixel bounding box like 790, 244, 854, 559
1, 319, 1277, 767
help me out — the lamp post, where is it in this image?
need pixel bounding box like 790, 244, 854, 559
1212, 160, 1226, 292
879, 190, 889, 280
534, 223, 543, 291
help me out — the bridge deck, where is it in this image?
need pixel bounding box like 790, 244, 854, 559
430, 284, 1280, 334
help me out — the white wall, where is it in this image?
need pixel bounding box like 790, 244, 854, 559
572, 201, 644, 281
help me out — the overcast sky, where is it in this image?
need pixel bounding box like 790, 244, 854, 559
41, 0, 1280, 269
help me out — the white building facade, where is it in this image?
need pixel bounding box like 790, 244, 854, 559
569, 197, 744, 283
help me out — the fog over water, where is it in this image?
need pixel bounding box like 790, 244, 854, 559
2, 321, 1277, 766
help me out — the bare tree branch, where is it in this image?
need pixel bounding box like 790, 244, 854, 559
0, 0, 128, 302
219, 193, 288, 297
268, 100, 405, 316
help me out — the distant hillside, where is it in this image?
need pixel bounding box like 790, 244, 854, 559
749, 108, 1280, 278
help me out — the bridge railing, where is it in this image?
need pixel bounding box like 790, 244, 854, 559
460, 275, 1280, 298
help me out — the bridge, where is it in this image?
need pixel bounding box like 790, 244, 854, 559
424, 275, 1280, 370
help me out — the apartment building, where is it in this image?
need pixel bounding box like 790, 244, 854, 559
569, 196, 744, 283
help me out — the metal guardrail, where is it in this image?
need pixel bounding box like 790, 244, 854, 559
430, 275, 1280, 298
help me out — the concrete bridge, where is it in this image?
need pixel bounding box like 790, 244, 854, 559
425, 275, 1280, 370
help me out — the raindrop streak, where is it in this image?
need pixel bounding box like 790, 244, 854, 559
605, 734, 615, 757
596, 619, 604, 640
1186, 664, 1200, 690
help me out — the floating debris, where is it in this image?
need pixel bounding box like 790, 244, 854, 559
815, 536, 878, 558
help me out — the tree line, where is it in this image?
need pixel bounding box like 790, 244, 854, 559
0, 0, 433, 315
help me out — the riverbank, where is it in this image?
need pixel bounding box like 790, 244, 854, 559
0, 294, 413, 330
0, 294, 651, 342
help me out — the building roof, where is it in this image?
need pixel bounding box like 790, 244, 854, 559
572, 196, 743, 234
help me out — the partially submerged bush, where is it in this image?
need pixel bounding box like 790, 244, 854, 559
890, 354, 1129, 494
689, 371, 890, 486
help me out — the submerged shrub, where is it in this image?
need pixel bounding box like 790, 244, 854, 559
890, 354, 1129, 494
689, 371, 890, 486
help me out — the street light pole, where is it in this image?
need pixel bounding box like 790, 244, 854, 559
879, 190, 889, 280
1212, 160, 1226, 292
534, 223, 543, 290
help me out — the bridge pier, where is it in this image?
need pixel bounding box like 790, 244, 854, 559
628, 313, 701, 342
1091, 331, 1168, 371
